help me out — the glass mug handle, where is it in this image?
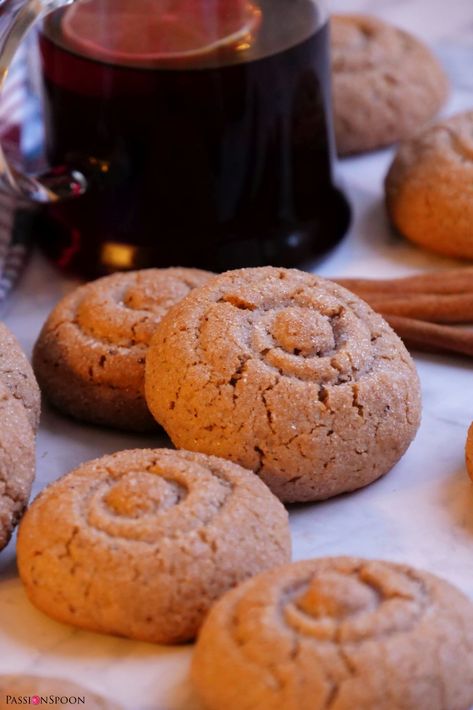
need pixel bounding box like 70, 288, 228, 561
0, 0, 86, 202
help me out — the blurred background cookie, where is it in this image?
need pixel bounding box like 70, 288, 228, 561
33, 267, 212, 431
332, 14, 448, 155
146, 267, 421, 503
386, 111, 473, 259
0, 322, 40, 431
192, 557, 473, 710
17, 448, 290, 644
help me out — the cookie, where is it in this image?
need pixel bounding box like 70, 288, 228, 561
386, 111, 473, 259
0, 676, 122, 710
192, 557, 473, 710
332, 14, 448, 155
17, 448, 291, 644
33, 267, 212, 431
145, 267, 421, 503
0, 380, 35, 551
0, 322, 40, 431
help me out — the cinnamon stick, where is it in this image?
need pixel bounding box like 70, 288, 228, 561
336, 267, 473, 296
332, 269, 473, 357
382, 315, 473, 358
355, 292, 473, 324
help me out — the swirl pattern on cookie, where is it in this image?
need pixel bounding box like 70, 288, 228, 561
17, 448, 291, 643
332, 14, 448, 155
146, 267, 421, 502
0, 322, 40, 431
33, 267, 212, 431
192, 557, 473, 710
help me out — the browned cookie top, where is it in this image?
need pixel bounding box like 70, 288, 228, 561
386, 111, 473, 259
192, 557, 473, 710
17, 448, 290, 643
146, 267, 421, 502
332, 14, 448, 155
0, 322, 40, 432
33, 267, 212, 431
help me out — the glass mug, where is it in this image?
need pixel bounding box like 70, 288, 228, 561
0, 0, 350, 277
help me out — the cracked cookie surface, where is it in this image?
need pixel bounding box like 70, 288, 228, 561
0, 322, 40, 431
0, 380, 35, 551
0, 676, 122, 710
17, 448, 291, 644
145, 267, 421, 502
386, 111, 473, 259
32, 267, 212, 431
192, 557, 473, 710
332, 14, 448, 155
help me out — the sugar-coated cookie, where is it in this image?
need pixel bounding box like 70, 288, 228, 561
0, 381, 35, 551
0, 324, 37, 552
332, 14, 448, 155
17, 448, 291, 644
386, 111, 473, 259
0, 676, 122, 710
192, 557, 473, 710
145, 267, 421, 503
33, 268, 212, 431
0, 322, 40, 431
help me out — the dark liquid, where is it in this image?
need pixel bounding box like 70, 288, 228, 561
37, 0, 350, 277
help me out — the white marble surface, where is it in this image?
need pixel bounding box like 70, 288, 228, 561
2, 1, 473, 708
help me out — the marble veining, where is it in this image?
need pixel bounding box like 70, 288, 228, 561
1, 1, 473, 708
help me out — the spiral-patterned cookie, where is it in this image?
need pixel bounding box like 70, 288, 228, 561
33, 267, 212, 431
17, 448, 291, 643
0, 322, 40, 432
0, 380, 35, 551
192, 557, 473, 710
386, 111, 473, 260
0, 676, 122, 710
145, 267, 421, 502
332, 14, 448, 155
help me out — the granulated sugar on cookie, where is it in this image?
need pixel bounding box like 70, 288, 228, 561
0, 381, 35, 552
332, 14, 448, 155
33, 267, 212, 432
17, 448, 291, 643
0, 323, 38, 551
386, 111, 473, 260
192, 557, 473, 710
146, 267, 421, 502
0, 322, 40, 432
